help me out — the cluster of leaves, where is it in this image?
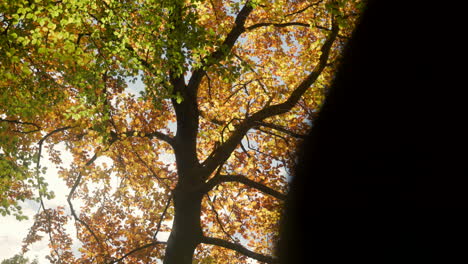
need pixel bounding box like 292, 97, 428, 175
1, 0, 364, 263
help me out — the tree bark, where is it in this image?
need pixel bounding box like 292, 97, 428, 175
163, 183, 203, 264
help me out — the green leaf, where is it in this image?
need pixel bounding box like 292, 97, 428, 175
175, 92, 184, 104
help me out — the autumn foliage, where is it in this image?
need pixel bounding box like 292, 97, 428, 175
1, 0, 362, 263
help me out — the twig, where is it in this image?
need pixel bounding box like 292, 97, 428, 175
206, 194, 239, 243
108, 241, 167, 264
200, 236, 277, 263
284, 0, 324, 17
153, 193, 173, 240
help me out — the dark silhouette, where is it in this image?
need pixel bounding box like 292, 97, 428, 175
278, 1, 467, 263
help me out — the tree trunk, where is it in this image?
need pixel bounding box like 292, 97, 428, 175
163, 183, 203, 264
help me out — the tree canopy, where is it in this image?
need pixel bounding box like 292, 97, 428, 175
1, 0, 363, 263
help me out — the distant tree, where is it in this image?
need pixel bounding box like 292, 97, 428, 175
1, 254, 38, 264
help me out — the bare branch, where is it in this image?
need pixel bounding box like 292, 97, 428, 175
204, 174, 286, 201
200, 236, 277, 263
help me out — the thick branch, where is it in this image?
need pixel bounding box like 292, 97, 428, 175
200, 236, 277, 263
171, 1, 255, 172
187, 1, 254, 95
203, 22, 339, 174
204, 175, 286, 201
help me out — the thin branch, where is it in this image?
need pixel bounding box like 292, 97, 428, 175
110, 130, 175, 148
131, 146, 171, 190
240, 141, 251, 158
233, 52, 265, 73
247, 143, 280, 162
37, 127, 74, 159
65, 136, 118, 260
204, 174, 286, 201
204, 72, 214, 102
0, 118, 41, 129
246, 20, 349, 39
209, 0, 220, 21
153, 193, 173, 240
284, 0, 324, 17
256, 128, 290, 146
247, 21, 348, 41
199, 110, 225, 126
254, 121, 307, 139
67, 152, 108, 256
108, 241, 167, 264
206, 194, 239, 243
0, 118, 41, 133
34, 126, 73, 264
200, 236, 277, 263
247, 21, 310, 31
223, 79, 255, 105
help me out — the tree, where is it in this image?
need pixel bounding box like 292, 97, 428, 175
1, 254, 38, 264
1, 0, 363, 263
278, 0, 468, 263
